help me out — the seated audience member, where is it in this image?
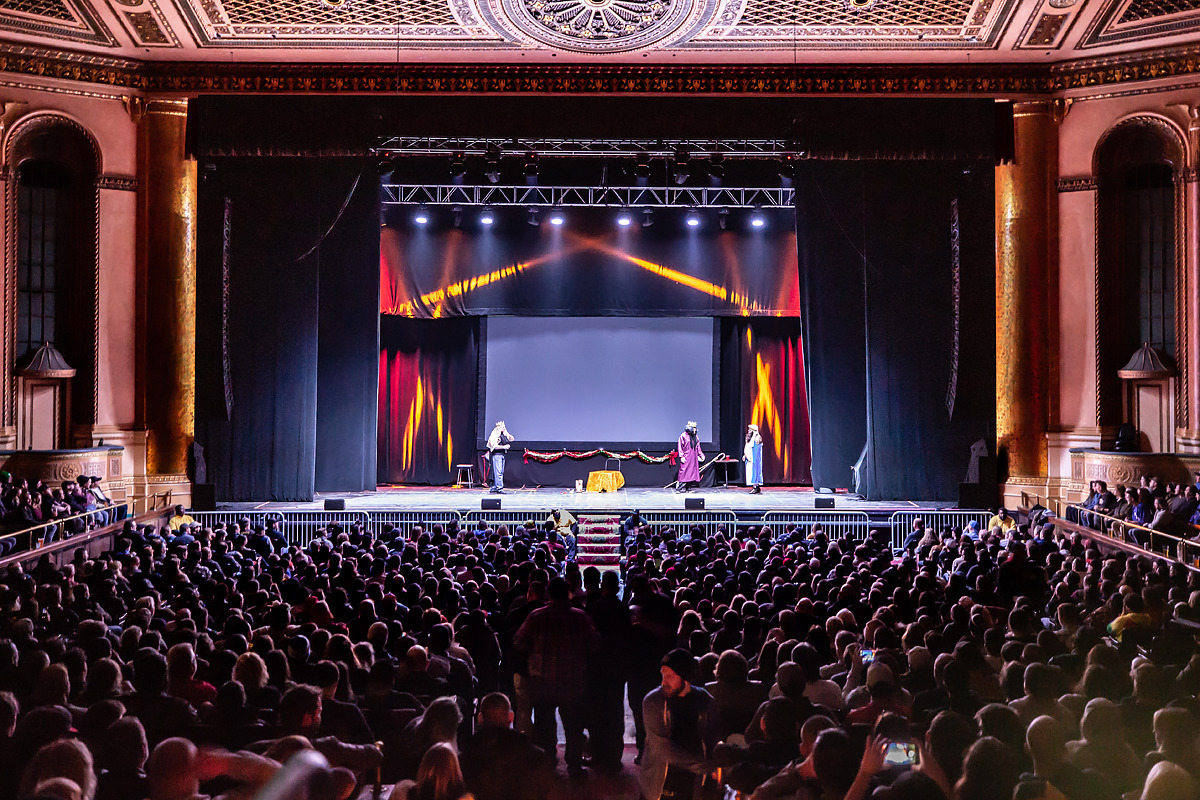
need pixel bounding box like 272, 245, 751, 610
460, 692, 553, 800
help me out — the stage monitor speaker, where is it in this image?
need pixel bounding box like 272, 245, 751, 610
684, 497, 705, 510
324, 499, 346, 511
191, 483, 216, 512
481, 498, 502, 510
815, 497, 835, 509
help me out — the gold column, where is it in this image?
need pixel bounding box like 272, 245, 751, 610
137, 99, 196, 476
996, 102, 1056, 479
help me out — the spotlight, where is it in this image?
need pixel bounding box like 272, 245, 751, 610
718, 209, 728, 230
451, 205, 462, 228
413, 206, 429, 225
634, 152, 651, 185
527, 207, 540, 226
641, 208, 654, 227
484, 145, 501, 184
708, 153, 725, 185
548, 208, 565, 226
378, 157, 398, 177
480, 207, 495, 226
673, 150, 690, 185
750, 209, 766, 228
523, 152, 538, 185
686, 210, 701, 228
449, 152, 466, 180
778, 153, 796, 184
616, 209, 633, 227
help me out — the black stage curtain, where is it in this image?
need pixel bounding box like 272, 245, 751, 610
797, 161, 995, 500
196, 158, 380, 501
378, 316, 479, 485
720, 318, 812, 485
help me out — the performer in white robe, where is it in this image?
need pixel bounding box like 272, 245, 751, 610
743, 423, 763, 493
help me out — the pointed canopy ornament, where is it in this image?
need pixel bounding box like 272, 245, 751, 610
1117, 342, 1175, 380
15, 342, 75, 379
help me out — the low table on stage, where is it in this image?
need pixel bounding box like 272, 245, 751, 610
586, 470, 625, 493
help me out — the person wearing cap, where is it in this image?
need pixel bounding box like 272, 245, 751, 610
486, 421, 515, 494
640, 648, 718, 800
743, 423, 763, 494
846, 662, 910, 726
675, 421, 704, 493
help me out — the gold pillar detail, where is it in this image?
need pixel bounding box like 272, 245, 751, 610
138, 99, 196, 476
996, 102, 1056, 479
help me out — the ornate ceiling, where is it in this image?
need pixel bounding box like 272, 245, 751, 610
0, 0, 1199, 63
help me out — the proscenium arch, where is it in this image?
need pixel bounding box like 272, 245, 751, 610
1092, 113, 1189, 436
2, 112, 102, 443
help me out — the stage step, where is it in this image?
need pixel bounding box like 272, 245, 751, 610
576, 514, 622, 573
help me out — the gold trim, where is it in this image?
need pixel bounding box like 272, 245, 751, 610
1057, 175, 1097, 192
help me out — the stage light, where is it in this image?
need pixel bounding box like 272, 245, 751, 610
673, 150, 690, 185
451, 205, 462, 228
479, 207, 495, 226
413, 206, 429, 225
750, 210, 766, 228
718, 209, 728, 231
641, 209, 654, 227
449, 152, 466, 180
778, 153, 796, 185
378, 157, 398, 177
708, 153, 725, 185
484, 145, 501, 184
616, 209, 632, 227
634, 152, 651, 185
527, 207, 540, 226
523, 152, 538, 185
686, 210, 701, 228
548, 209, 565, 226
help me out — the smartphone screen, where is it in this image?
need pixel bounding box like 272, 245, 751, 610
883, 743, 918, 767
861, 648, 876, 663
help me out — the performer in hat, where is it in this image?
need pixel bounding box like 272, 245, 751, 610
486, 421, 515, 493
744, 423, 763, 494
676, 421, 703, 493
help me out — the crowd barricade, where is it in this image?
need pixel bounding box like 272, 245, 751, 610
887, 509, 994, 550
636, 509, 739, 537
760, 510, 872, 541
188, 510, 371, 547
461, 509, 555, 531
366, 510, 463, 536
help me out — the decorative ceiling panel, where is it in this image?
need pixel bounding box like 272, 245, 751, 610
175, 0, 505, 48
691, 0, 1021, 50
110, 0, 179, 46
0, 0, 115, 44
1082, 0, 1200, 47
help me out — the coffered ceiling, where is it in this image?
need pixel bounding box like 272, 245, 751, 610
0, 0, 1198, 63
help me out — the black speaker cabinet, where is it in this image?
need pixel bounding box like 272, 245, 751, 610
324, 498, 346, 511
481, 498, 502, 510
191, 483, 216, 512
815, 497, 836, 509
684, 497, 705, 510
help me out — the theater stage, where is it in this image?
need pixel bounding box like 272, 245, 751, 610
218, 485, 952, 518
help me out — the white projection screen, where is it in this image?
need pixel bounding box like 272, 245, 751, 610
482, 316, 717, 445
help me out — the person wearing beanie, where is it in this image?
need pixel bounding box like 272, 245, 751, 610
640, 648, 718, 800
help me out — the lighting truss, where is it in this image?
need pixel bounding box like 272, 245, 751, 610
373, 137, 795, 158
379, 184, 794, 209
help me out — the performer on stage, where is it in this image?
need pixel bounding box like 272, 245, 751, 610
675, 421, 703, 493
743, 423, 763, 494
486, 421, 515, 493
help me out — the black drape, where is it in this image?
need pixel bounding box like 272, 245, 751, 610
378, 316, 479, 485
197, 158, 379, 501
797, 161, 994, 500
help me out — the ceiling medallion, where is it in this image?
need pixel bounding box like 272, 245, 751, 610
497, 0, 697, 50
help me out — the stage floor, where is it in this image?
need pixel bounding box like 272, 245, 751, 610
218, 485, 952, 517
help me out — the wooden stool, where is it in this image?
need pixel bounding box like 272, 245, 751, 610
455, 464, 475, 488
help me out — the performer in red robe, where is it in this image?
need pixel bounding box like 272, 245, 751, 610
675, 421, 704, 492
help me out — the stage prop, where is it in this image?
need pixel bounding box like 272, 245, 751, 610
195, 157, 380, 502
586, 470, 625, 492
797, 158, 996, 501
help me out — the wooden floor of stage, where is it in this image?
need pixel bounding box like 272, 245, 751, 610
219, 484, 953, 516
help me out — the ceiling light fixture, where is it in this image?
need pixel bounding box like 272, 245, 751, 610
616, 209, 633, 227
413, 206, 429, 225
548, 208, 565, 226
686, 209, 701, 228
480, 207, 495, 226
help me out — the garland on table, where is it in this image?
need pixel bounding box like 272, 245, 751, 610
523, 448, 677, 465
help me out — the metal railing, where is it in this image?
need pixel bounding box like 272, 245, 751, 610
1064, 504, 1200, 567
761, 510, 872, 540
188, 510, 372, 547
635, 509, 739, 537
887, 509, 994, 550
0, 502, 130, 554
365, 510, 463, 536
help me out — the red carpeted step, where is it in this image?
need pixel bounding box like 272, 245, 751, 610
576, 514, 622, 572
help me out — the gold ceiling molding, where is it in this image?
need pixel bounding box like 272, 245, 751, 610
4, 41, 1200, 94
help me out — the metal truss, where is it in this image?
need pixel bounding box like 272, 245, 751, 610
374, 137, 795, 158
380, 183, 795, 208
